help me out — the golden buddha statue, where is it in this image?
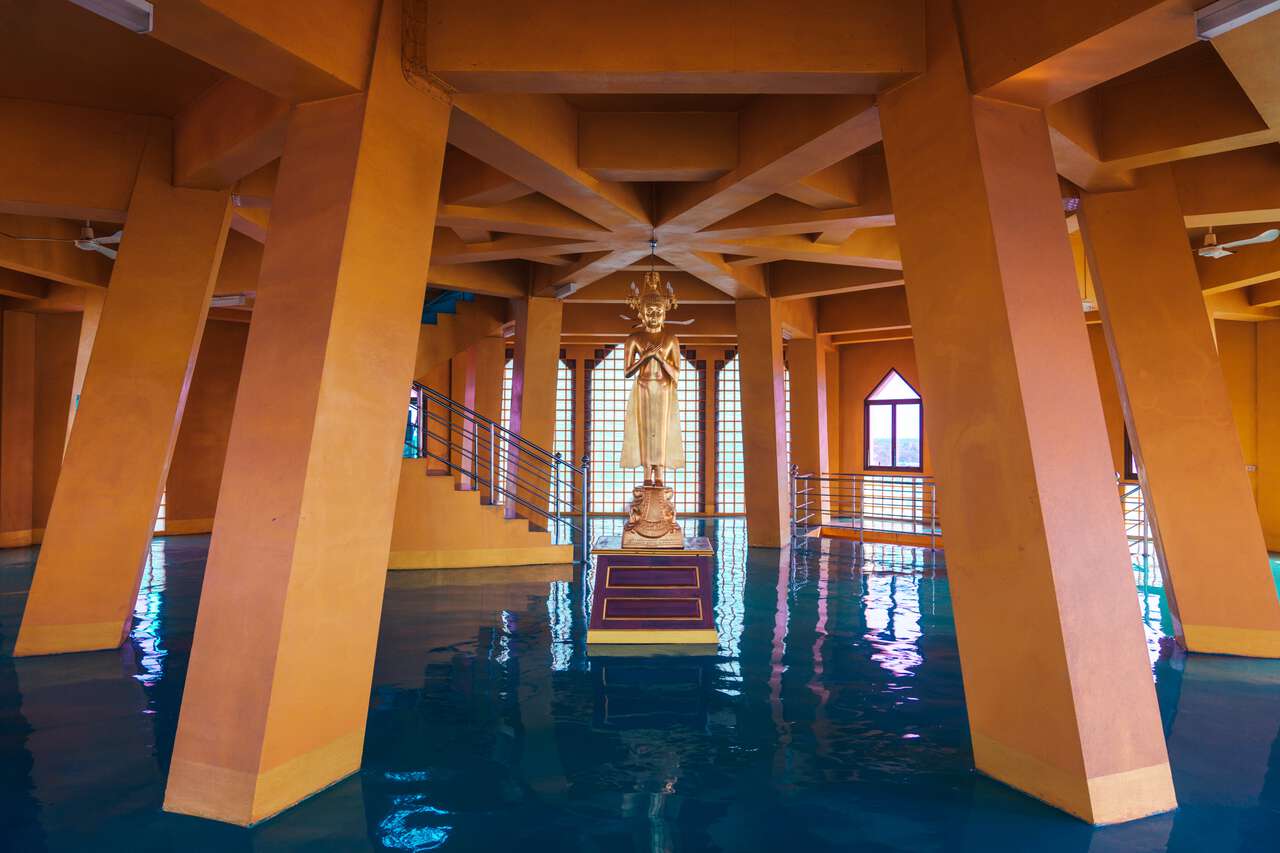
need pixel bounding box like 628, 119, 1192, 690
621, 270, 685, 548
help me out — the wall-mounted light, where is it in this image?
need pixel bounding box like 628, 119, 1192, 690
69, 0, 154, 34
1196, 0, 1280, 38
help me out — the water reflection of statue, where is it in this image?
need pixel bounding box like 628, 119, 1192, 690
621, 271, 684, 548
621, 271, 684, 485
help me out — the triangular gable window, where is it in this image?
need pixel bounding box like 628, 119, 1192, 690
868, 370, 920, 402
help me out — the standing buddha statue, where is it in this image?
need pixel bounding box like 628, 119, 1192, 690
620, 270, 685, 548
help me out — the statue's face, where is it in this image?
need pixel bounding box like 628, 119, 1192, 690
641, 300, 666, 330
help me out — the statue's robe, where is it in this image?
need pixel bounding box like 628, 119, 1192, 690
621, 332, 684, 470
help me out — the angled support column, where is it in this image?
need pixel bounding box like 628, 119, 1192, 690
735, 298, 788, 547
1079, 166, 1280, 657
1, 311, 36, 547
1261, 322, 1280, 552
505, 297, 562, 521
163, 0, 451, 826
461, 335, 505, 494
878, 0, 1174, 824
14, 124, 231, 655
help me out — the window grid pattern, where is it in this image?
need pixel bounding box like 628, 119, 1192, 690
586, 346, 704, 514
784, 364, 792, 470
554, 359, 574, 508
496, 355, 574, 508
715, 352, 744, 514
496, 356, 513, 504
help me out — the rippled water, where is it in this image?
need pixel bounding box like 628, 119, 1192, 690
0, 522, 1278, 852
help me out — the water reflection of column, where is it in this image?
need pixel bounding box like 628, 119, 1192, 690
807, 553, 832, 760
1163, 654, 1280, 849
769, 549, 791, 775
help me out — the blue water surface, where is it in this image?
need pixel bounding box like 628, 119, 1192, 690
1, 521, 1278, 852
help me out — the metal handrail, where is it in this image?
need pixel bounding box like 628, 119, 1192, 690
790, 467, 941, 552
405, 382, 590, 561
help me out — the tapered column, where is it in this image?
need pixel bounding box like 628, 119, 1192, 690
878, 0, 1173, 824
505, 297, 562, 520
735, 299, 788, 547
14, 124, 231, 655
1079, 166, 1280, 657
163, 0, 450, 826
1260, 322, 1280, 552
788, 336, 831, 521
1, 311, 36, 547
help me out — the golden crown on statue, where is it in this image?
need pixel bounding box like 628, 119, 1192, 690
626, 269, 678, 314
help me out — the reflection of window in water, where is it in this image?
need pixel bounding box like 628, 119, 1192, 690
862, 572, 923, 679
586, 346, 704, 514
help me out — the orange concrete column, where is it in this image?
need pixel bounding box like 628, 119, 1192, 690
14, 124, 231, 656
1079, 167, 1280, 656
163, 1, 450, 826
505, 297, 562, 521
735, 299, 788, 547
464, 335, 505, 498
1260, 321, 1280, 552
788, 336, 831, 521
64, 288, 104, 451
877, 0, 1174, 824
787, 337, 831, 476
164, 319, 248, 534
1, 311, 36, 547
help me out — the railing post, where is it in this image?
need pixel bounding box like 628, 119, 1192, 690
489, 421, 497, 506
581, 453, 590, 561
552, 453, 561, 537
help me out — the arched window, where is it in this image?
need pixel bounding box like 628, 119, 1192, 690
864, 369, 922, 471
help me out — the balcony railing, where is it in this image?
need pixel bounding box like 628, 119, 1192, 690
790, 469, 940, 551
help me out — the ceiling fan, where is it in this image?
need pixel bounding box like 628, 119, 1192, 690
1197, 226, 1279, 259
0, 221, 123, 260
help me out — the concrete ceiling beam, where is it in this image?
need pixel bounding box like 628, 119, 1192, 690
415, 0, 924, 93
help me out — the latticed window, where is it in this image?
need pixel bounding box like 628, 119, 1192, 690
586, 345, 703, 514
554, 358, 575, 508
715, 352, 744, 514
496, 355, 574, 507
784, 363, 792, 469
716, 352, 790, 513
864, 369, 922, 471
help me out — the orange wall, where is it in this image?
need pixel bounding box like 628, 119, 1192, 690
32, 313, 80, 531
1216, 320, 1259, 496
165, 319, 248, 529
837, 339, 932, 476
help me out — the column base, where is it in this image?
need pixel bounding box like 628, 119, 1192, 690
13, 620, 125, 656
972, 731, 1176, 825
164, 730, 363, 827
1182, 624, 1280, 658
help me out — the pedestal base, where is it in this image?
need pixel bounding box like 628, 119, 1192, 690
621, 484, 682, 548
587, 536, 719, 645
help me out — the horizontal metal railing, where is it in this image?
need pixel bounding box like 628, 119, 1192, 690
404, 383, 589, 560
790, 468, 941, 552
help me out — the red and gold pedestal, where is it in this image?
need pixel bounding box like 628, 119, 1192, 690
587, 536, 719, 644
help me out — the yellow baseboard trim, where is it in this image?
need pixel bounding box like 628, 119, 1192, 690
156, 518, 214, 536
817, 526, 943, 549
14, 620, 126, 657
587, 629, 720, 644
972, 731, 1175, 824
389, 544, 573, 570
165, 729, 363, 826
0, 528, 40, 548
1182, 624, 1280, 658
